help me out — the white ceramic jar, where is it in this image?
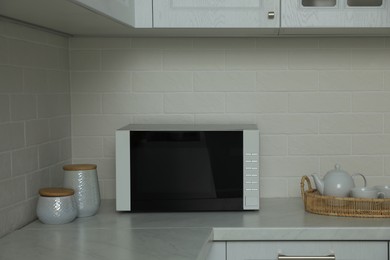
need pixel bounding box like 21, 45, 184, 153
37, 188, 77, 225
63, 164, 101, 217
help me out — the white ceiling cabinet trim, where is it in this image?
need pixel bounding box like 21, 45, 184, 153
152, 0, 280, 29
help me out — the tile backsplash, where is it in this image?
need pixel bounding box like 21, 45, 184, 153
69, 36, 390, 200
0, 19, 71, 238
3, 18, 390, 237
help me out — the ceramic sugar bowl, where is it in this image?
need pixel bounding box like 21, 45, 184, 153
37, 188, 77, 225
311, 164, 367, 197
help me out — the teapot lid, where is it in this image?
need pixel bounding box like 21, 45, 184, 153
327, 163, 348, 175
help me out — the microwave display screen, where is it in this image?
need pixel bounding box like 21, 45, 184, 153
130, 131, 243, 211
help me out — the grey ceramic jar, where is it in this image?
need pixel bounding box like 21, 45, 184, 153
37, 188, 77, 224
63, 164, 101, 217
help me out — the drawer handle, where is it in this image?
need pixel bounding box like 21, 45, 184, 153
278, 254, 335, 260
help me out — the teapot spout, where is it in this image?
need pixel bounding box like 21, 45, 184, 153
311, 173, 324, 195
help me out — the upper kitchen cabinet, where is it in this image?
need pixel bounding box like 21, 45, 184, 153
69, 0, 152, 28
0, 0, 278, 36
281, 0, 390, 35
3, 0, 390, 36
153, 0, 280, 34
0, 0, 153, 36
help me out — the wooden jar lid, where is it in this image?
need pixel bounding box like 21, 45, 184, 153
39, 188, 74, 197
63, 164, 97, 171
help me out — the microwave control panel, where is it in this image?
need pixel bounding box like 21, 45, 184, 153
243, 129, 260, 210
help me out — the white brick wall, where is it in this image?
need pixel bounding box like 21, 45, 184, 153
0, 19, 71, 238
68, 36, 390, 201
2, 21, 390, 227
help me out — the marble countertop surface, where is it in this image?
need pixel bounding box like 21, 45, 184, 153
1, 198, 390, 260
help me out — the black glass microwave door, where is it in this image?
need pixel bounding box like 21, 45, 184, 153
130, 131, 243, 211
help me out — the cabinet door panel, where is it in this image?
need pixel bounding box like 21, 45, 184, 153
282, 0, 389, 28
153, 0, 279, 28
207, 242, 226, 260
69, 0, 152, 27
227, 241, 387, 260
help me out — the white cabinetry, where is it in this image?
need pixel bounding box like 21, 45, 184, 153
3, 0, 390, 36
68, 0, 152, 27
152, 0, 279, 28
206, 242, 226, 260
227, 241, 388, 260
282, 0, 390, 31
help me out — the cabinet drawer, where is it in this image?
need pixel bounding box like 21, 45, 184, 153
227, 241, 387, 260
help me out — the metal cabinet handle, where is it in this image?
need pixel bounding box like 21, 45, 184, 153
278, 254, 336, 260
268, 11, 275, 19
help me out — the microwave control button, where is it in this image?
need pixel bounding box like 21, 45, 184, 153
244, 167, 258, 170
245, 181, 257, 187
245, 167, 258, 170
244, 161, 258, 166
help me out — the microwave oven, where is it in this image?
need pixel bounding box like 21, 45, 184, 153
116, 124, 259, 212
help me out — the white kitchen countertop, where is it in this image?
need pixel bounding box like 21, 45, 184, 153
1, 198, 390, 260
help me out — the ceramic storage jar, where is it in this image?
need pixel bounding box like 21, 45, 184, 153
37, 188, 77, 224
63, 164, 101, 217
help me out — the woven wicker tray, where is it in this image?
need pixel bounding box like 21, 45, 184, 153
301, 175, 390, 218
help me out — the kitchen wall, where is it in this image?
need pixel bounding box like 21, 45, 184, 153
2, 19, 390, 238
0, 19, 71, 238
69, 37, 390, 199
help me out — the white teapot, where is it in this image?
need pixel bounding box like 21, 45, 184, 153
311, 164, 366, 197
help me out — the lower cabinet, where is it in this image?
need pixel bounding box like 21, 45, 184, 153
215, 241, 388, 260
207, 242, 226, 260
